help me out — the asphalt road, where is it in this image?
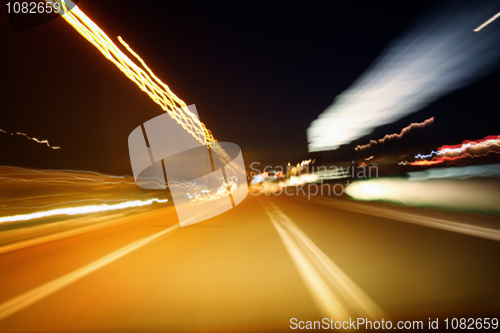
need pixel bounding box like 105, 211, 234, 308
0, 194, 499, 332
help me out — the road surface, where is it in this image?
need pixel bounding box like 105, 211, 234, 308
0, 194, 499, 332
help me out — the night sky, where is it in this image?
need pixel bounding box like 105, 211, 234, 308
1, 0, 500, 175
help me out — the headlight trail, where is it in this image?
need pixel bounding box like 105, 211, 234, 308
0, 198, 169, 224
474, 11, 500, 31
308, 0, 500, 152
45, 0, 231, 163
0, 129, 60, 149
410, 135, 500, 166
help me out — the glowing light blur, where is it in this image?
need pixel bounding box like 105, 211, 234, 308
288, 159, 314, 176
346, 178, 500, 213
0, 198, 169, 224
0, 129, 60, 149
308, 1, 500, 152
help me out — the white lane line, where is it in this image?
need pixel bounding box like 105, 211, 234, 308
262, 200, 388, 321
0, 225, 178, 322
295, 196, 500, 242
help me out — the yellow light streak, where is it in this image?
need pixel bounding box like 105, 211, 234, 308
0, 129, 60, 149
474, 11, 500, 32
0, 198, 168, 224
44, 1, 234, 162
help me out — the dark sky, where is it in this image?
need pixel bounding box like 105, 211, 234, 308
1, 0, 499, 175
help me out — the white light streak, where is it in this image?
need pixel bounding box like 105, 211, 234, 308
474, 11, 500, 31
0, 198, 168, 224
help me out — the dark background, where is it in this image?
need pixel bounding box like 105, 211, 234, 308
1, 0, 499, 175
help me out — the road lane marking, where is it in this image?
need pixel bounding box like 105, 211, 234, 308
294, 196, 500, 242
0, 225, 179, 322
262, 200, 388, 321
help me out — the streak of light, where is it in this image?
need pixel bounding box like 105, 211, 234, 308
408, 163, 500, 181
45, 0, 231, 163
0, 166, 206, 190
0, 198, 128, 211
415, 151, 440, 159
0, 198, 169, 224
0, 129, 60, 149
308, 1, 500, 152
474, 11, 500, 31
0, 165, 129, 179
355, 117, 434, 153
409, 159, 446, 166
346, 177, 500, 214
365, 156, 374, 160
262, 201, 388, 320
0, 176, 134, 186
434, 135, 500, 157
410, 135, 500, 166
0, 165, 135, 186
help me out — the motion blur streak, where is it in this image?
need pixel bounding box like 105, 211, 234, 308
0, 129, 60, 149
412, 135, 500, 165
0, 198, 168, 224
408, 163, 500, 180
308, 0, 500, 152
355, 117, 434, 153
263, 201, 387, 321
429, 135, 500, 157
0, 198, 128, 211
474, 11, 500, 31
346, 178, 500, 215
0, 225, 178, 322
44, 1, 220, 150
0, 166, 134, 186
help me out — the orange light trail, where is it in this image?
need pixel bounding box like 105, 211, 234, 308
0, 166, 134, 187
0, 198, 129, 211
0, 129, 60, 149
355, 117, 434, 154
45, 0, 231, 163
474, 11, 500, 32
0, 198, 169, 224
0, 166, 205, 190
